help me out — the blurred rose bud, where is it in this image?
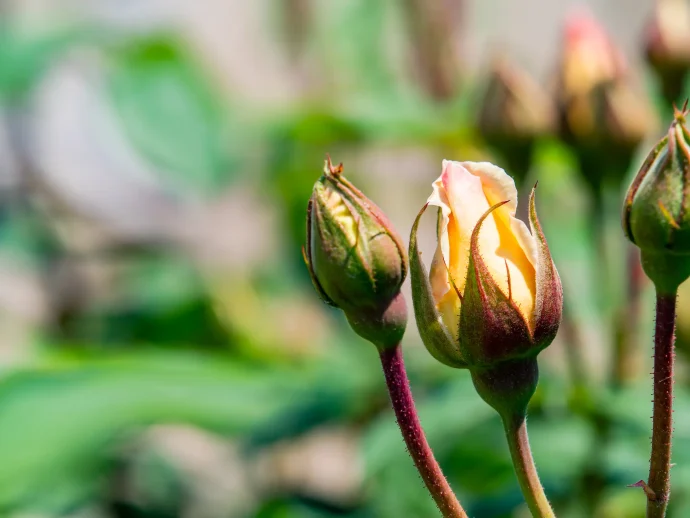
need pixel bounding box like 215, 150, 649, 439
645, 0, 690, 105
556, 11, 657, 189
410, 161, 562, 416
304, 157, 408, 349
477, 57, 556, 182
623, 105, 690, 293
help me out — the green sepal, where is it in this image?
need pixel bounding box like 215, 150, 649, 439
409, 204, 467, 368
528, 187, 563, 349
303, 198, 338, 307
459, 201, 533, 367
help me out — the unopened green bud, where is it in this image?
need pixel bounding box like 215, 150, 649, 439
623, 104, 690, 293
304, 157, 408, 348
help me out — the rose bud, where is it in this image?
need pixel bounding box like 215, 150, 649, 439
644, 0, 690, 105
410, 161, 562, 416
623, 104, 690, 294
556, 11, 657, 190
304, 156, 408, 349
477, 56, 556, 183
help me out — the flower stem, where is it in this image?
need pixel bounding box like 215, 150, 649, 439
612, 246, 646, 386
647, 291, 677, 517
502, 413, 555, 518
379, 345, 467, 518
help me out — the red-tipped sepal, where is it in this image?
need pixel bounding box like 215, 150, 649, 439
458, 202, 534, 367
528, 187, 563, 349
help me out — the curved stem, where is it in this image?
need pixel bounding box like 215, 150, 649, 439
379, 345, 467, 518
502, 413, 555, 518
647, 291, 677, 517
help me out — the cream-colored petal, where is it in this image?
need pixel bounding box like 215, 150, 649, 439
428, 161, 490, 295
429, 236, 450, 304
430, 244, 460, 338
460, 161, 538, 268
427, 173, 452, 270
428, 160, 539, 328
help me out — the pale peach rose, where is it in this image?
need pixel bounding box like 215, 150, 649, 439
409, 160, 562, 369
427, 160, 538, 339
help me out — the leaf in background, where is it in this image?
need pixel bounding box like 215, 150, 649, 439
265, 109, 364, 271
310, 0, 397, 97
0, 350, 307, 514
0, 24, 83, 102
363, 375, 493, 474
107, 36, 238, 195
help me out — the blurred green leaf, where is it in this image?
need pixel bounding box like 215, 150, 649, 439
0, 25, 82, 101
108, 35, 237, 194
0, 350, 306, 513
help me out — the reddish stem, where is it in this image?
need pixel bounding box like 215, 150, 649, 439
647, 292, 677, 517
379, 345, 467, 518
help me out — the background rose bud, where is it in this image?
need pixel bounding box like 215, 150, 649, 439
305, 157, 408, 348
645, 0, 690, 106
623, 106, 690, 293
477, 56, 556, 183
555, 11, 657, 190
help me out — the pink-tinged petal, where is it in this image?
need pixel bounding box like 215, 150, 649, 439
429, 161, 491, 295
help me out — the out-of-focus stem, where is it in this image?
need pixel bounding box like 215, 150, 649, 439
561, 302, 587, 389
612, 246, 645, 386
647, 291, 677, 517
659, 70, 686, 113
400, 0, 461, 101
502, 413, 555, 518
281, 0, 311, 61
379, 345, 467, 518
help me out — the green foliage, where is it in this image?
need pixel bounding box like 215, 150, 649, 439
0, 24, 83, 101
107, 35, 239, 195
0, 351, 300, 513
0, 3, 683, 517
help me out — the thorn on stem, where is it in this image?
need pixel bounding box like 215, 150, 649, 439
628, 480, 657, 501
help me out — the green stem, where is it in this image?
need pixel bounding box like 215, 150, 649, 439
379, 345, 467, 518
647, 291, 677, 517
502, 413, 555, 518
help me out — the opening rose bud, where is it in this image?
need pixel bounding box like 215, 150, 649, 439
645, 0, 690, 105
556, 10, 656, 188
304, 157, 408, 349
623, 104, 690, 293
410, 161, 562, 413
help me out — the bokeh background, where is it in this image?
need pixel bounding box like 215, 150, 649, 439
0, 0, 688, 517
